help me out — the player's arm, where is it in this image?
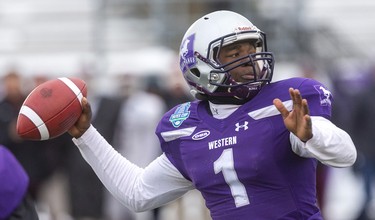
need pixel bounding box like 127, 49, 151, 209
68, 97, 194, 211
73, 126, 194, 211
289, 116, 356, 167
274, 88, 357, 167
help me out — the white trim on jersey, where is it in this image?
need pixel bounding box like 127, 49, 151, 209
248, 100, 293, 120
208, 100, 293, 120
161, 127, 197, 142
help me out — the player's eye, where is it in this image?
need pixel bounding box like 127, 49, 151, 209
227, 52, 240, 58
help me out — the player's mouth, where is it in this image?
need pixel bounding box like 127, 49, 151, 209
240, 71, 255, 80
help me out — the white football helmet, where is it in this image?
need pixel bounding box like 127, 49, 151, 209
179, 10, 275, 101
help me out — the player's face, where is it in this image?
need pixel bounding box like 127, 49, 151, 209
218, 41, 261, 83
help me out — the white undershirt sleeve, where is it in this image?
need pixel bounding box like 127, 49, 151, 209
72, 125, 194, 212
290, 116, 357, 167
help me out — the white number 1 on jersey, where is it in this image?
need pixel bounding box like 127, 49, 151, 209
214, 148, 250, 207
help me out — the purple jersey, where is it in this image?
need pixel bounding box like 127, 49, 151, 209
156, 77, 332, 219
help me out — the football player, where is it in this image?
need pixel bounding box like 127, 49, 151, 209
0, 145, 39, 220
68, 10, 356, 219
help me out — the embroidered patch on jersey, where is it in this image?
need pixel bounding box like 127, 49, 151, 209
169, 102, 191, 128
179, 34, 196, 73
314, 85, 332, 106
192, 130, 210, 140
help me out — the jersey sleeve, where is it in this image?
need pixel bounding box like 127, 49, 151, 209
296, 78, 333, 119
290, 116, 357, 167
288, 78, 357, 167
155, 101, 201, 181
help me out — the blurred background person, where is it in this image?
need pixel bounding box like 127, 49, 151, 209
0, 71, 25, 146
350, 64, 375, 220
157, 65, 194, 110
0, 144, 39, 220
0, 71, 73, 220
65, 73, 122, 220
31, 75, 75, 220
145, 63, 211, 220
101, 73, 167, 220
298, 59, 332, 219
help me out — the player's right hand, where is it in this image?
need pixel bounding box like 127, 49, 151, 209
68, 97, 92, 138
273, 88, 313, 142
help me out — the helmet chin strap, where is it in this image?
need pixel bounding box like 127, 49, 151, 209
226, 76, 263, 97
231, 85, 261, 102
192, 71, 267, 104
207, 83, 262, 105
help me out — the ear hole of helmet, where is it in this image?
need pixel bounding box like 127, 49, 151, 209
191, 68, 201, 77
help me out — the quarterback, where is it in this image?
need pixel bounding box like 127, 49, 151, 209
69, 10, 356, 219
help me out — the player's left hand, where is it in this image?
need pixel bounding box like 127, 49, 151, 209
273, 88, 313, 142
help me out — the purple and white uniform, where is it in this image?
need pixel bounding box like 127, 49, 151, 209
73, 77, 356, 220
156, 77, 331, 219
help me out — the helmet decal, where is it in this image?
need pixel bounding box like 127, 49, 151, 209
179, 34, 196, 73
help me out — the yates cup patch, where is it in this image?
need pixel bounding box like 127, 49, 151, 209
169, 102, 191, 128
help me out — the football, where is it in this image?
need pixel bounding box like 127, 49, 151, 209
16, 77, 87, 140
